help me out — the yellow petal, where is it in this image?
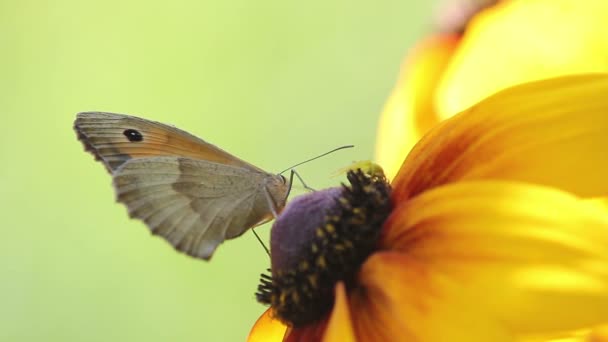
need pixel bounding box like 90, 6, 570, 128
382, 180, 608, 338
584, 198, 608, 213
518, 329, 588, 342
588, 325, 608, 341
436, 0, 608, 118
248, 309, 287, 342
352, 251, 513, 341
393, 74, 608, 201
515, 324, 608, 341
375, 35, 459, 180
322, 282, 355, 342
517, 324, 608, 342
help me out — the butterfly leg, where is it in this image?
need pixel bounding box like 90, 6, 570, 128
263, 185, 281, 218
280, 169, 315, 204
251, 228, 270, 256
290, 169, 315, 192
250, 185, 281, 258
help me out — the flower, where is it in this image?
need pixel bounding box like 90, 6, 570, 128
376, 0, 608, 180
249, 74, 608, 342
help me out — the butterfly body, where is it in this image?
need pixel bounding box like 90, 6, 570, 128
75, 112, 289, 260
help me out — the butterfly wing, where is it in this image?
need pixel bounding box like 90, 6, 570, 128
74, 111, 290, 260
113, 156, 287, 260
74, 111, 263, 172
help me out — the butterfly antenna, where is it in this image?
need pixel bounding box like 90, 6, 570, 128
252, 228, 270, 256
278, 145, 354, 175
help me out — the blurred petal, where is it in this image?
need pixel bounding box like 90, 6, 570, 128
322, 282, 355, 342
382, 180, 608, 337
393, 74, 608, 201
375, 35, 459, 180
434, 0, 499, 33
248, 309, 287, 342
436, 0, 608, 118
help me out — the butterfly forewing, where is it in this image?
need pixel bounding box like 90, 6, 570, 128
74, 112, 264, 172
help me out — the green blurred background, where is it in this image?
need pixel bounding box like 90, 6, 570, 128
1, 1, 436, 341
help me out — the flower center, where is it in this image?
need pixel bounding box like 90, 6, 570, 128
256, 169, 392, 327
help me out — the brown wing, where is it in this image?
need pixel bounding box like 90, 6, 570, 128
113, 156, 289, 260
74, 112, 263, 172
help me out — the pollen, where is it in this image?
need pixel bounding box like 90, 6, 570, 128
316, 256, 327, 268
255, 169, 392, 327
316, 228, 325, 238
307, 274, 318, 288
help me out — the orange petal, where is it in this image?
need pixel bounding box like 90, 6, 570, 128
284, 322, 327, 342
436, 0, 608, 118
322, 282, 355, 342
393, 74, 608, 201
248, 309, 288, 342
375, 34, 460, 180
381, 180, 608, 338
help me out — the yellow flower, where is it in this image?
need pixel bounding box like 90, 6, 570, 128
376, 0, 608, 180
249, 74, 608, 342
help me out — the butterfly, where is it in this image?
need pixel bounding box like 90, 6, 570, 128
74, 112, 290, 260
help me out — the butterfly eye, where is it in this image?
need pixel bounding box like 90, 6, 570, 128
123, 129, 143, 142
